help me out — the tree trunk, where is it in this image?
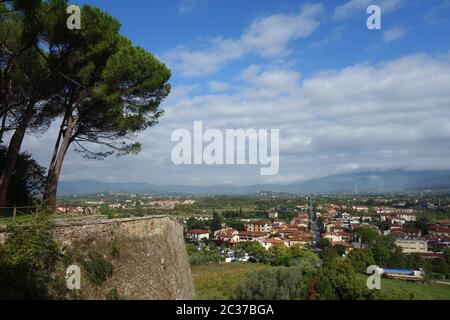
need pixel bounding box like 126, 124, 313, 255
43, 116, 76, 210
0, 110, 8, 144
0, 103, 34, 208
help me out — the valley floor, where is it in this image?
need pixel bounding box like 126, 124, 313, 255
192, 263, 450, 300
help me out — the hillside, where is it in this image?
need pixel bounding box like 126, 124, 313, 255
59, 170, 450, 196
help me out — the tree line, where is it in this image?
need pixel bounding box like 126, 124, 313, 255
0, 0, 171, 210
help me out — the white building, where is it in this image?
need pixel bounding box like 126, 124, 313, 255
186, 229, 210, 242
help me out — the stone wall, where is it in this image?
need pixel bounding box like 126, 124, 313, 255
0, 216, 196, 300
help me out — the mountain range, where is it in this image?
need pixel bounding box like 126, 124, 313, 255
58, 170, 450, 196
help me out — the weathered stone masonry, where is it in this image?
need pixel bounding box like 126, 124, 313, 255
0, 216, 196, 300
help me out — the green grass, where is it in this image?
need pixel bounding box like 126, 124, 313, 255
193, 264, 450, 300
380, 277, 450, 300
191, 263, 270, 300
0, 214, 34, 226
356, 274, 450, 300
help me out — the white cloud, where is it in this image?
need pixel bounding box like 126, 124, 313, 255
334, 0, 403, 21
425, 0, 450, 24
22, 53, 450, 185
208, 81, 232, 92
383, 26, 407, 42
178, 0, 204, 14
163, 3, 324, 77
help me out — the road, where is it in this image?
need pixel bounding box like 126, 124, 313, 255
309, 197, 322, 253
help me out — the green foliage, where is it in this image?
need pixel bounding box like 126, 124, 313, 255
236, 264, 316, 300
99, 205, 114, 219
186, 243, 198, 256
192, 263, 271, 300
106, 288, 121, 300
210, 212, 223, 232
334, 244, 346, 256
320, 258, 370, 300
321, 246, 340, 263
0, 146, 46, 207
187, 245, 223, 265
268, 245, 319, 267
189, 250, 223, 265
226, 219, 244, 232
370, 235, 399, 267
404, 218, 429, 235
0, 211, 60, 299
186, 217, 209, 230
109, 236, 120, 259
347, 249, 376, 273
354, 227, 379, 245
315, 270, 337, 300
83, 252, 113, 285
239, 241, 266, 257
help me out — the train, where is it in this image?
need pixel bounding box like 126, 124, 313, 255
382, 268, 425, 281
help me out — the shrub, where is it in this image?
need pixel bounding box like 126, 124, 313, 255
109, 237, 120, 258
106, 288, 121, 300
347, 249, 376, 273
189, 249, 223, 265
236, 264, 316, 300
83, 253, 113, 285
0, 211, 60, 299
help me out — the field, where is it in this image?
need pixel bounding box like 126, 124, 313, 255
0, 214, 34, 226
192, 263, 450, 300
355, 274, 450, 300
380, 278, 450, 300
191, 263, 270, 300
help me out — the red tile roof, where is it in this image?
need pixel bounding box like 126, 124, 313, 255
239, 231, 268, 238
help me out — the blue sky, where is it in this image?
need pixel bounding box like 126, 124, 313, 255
73, 0, 450, 83
22, 0, 450, 186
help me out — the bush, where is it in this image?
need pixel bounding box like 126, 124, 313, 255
0, 211, 60, 299
106, 288, 121, 300
347, 249, 376, 273
320, 258, 370, 300
109, 237, 120, 258
266, 245, 319, 267
189, 249, 223, 265
236, 264, 316, 300
83, 253, 113, 285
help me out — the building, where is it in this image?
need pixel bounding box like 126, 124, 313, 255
419, 252, 445, 260
323, 232, 351, 243
391, 228, 422, 239
333, 241, 354, 255
258, 238, 286, 250
214, 228, 240, 246
239, 231, 269, 242
186, 229, 210, 242
285, 235, 311, 248
245, 220, 272, 233
268, 212, 279, 219
429, 227, 450, 238
395, 239, 428, 254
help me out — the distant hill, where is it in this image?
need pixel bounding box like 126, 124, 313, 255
58, 170, 450, 196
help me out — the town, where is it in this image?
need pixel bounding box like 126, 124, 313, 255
51, 191, 450, 299
182, 197, 449, 262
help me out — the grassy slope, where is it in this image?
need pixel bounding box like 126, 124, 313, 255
355, 274, 450, 300
191, 263, 270, 300
380, 277, 450, 300
192, 263, 450, 300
